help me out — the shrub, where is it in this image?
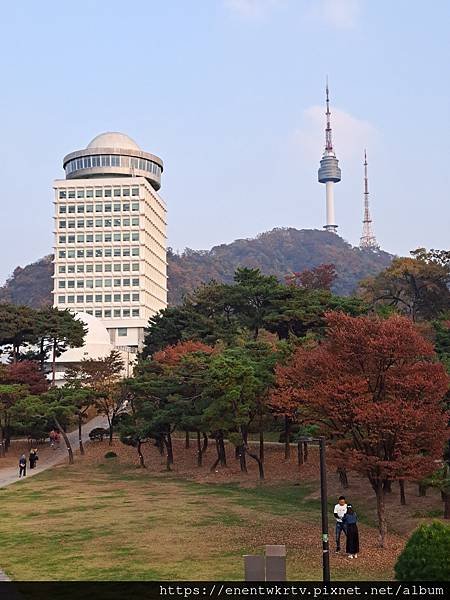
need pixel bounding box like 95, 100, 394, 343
104, 451, 117, 459
395, 521, 450, 581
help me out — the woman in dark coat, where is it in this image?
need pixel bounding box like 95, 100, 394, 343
343, 505, 359, 558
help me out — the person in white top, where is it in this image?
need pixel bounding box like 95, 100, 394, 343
333, 495, 347, 552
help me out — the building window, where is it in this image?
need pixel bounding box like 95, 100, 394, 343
58, 281, 66, 288
104, 279, 112, 287
114, 278, 121, 286
59, 235, 66, 243
95, 234, 102, 243
95, 264, 102, 273
86, 280, 94, 289
123, 218, 130, 227
77, 219, 84, 228
77, 265, 84, 273
123, 264, 130, 272
123, 293, 130, 302
67, 280, 75, 289
77, 189, 85, 199
95, 219, 102, 227
104, 264, 112, 272
95, 189, 103, 197
77, 250, 85, 258
77, 234, 84, 243
113, 264, 121, 272
113, 203, 121, 212
123, 309, 130, 317
77, 205, 84, 213
132, 187, 139, 196
113, 234, 120, 244
118, 327, 127, 337
123, 278, 130, 287
95, 279, 102, 288
132, 278, 139, 286
77, 281, 84, 288
68, 190, 75, 198
67, 296, 75, 304
59, 190, 66, 199
86, 204, 93, 213
131, 202, 139, 211
123, 203, 130, 211
131, 218, 139, 226
86, 295, 93, 303
86, 234, 94, 242
114, 309, 121, 318
86, 264, 93, 273
123, 232, 130, 242
95, 295, 102, 303
131, 232, 139, 241
68, 250, 75, 258
104, 188, 112, 197
86, 219, 93, 227
86, 309, 93, 315
59, 206, 66, 214
132, 247, 139, 256
95, 309, 102, 318
58, 295, 65, 303
105, 248, 112, 257
58, 266, 66, 273
67, 265, 75, 273
67, 235, 75, 244
113, 188, 121, 197
95, 204, 102, 213
132, 309, 139, 317
59, 220, 66, 228
77, 295, 84, 303
105, 204, 112, 212
105, 218, 112, 227
132, 293, 139, 302
114, 294, 121, 302
123, 248, 130, 257
104, 309, 112, 317
132, 263, 139, 271
95, 249, 103, 257
113, 248, 121, 256
59, 251, 66, 258
86, 249, 93, 257
113, 218, 121, 227
86, 189, 93, 198
104, 233, 112, 242
123, 188, 130, 196
104, 294, 112, 302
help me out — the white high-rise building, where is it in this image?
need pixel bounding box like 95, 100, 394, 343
52, 132, 167, 350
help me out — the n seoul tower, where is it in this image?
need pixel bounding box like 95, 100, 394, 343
359, 150, 379, 250
318, 81, 341, 233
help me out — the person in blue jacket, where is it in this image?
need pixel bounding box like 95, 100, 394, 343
343, 504, 359, 558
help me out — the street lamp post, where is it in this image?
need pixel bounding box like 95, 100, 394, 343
299, 435, 330, 582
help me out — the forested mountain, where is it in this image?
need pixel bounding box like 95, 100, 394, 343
0, 228, 393, 308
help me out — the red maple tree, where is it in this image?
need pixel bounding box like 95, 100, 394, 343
273, 312, 449, 546
285, 263, 337, 291
0, 360, 49, 395
153, 340, 214, 366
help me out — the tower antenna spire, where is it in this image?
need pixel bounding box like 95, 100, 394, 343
359, 150, 379, 250
318, 78, 341, 233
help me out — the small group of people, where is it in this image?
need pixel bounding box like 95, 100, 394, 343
333, 495, 360, 559
18, 448, 39, 478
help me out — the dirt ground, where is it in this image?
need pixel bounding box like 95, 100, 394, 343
82, 435, 446, 538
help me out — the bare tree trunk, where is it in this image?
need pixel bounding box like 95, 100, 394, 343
185, 430, 190, 449
245, 447, 265, 480
383, 479, 392, 493
196, 430, 202, 467
441, 491, 450, 519
78, 414, 84, 455
0, 425, 5, 458
297, 441, 304, 466
54, 417, 73, 465
218, 432, 226, 466
338, 467, 349, 489
284, 415, 290, 460
259, 430, 264, 464
210, 437, 221, 472
418, 482, 427, 497
399, 480, 406, 505
137, 440, 146, 468
303, 442, 308, 462
108, 414, 114, 445
202, 433, 208, 455
166, 431, 174, 465
374, 482, 387, 547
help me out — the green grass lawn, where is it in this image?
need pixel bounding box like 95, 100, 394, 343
0, 458, 396, 581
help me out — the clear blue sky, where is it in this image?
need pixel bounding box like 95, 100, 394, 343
0, 0, 449, 282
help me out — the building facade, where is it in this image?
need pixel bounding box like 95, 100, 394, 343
52, 132, 167, 350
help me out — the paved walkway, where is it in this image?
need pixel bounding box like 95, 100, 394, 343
0, 415, 108, 489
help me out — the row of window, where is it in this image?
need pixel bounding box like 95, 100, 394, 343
58, 240, 139, 259
57, 302, 140, 320
64, 156, 161, 177
58, 218, 139, 229
58, 233, 142, 245
57, 293, 139, 303
57, 247, 139, 260
58, 202, 140, 214
58, 263, 139, 274
58, 278, 140, 289
59, 186, 139, 199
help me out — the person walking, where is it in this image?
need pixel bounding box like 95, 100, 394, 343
343, 505, 360, 559
18, 454, 27, 478
333, 495, 347, 552
29, 448, 38, 469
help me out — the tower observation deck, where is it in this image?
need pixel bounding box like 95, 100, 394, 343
318, 82, 341, 233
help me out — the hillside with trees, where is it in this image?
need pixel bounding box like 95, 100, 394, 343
0, 229, 393, 308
